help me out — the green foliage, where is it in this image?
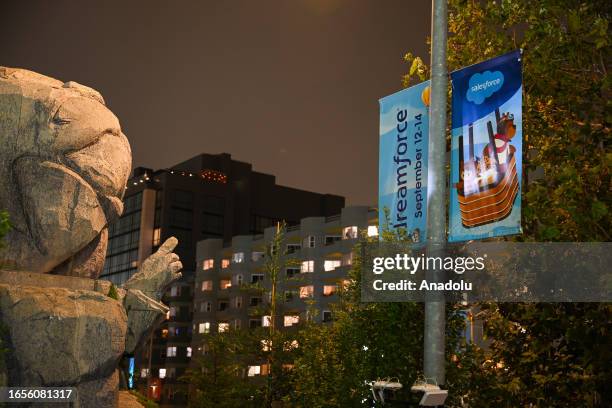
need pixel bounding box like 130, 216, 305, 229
402, 53, 430, 87
0, 211, 9, 248
186, 223, 299, 407
107, 284, 119, 300
182, 329, 265, 408
477, 303, 611, 407
284, 228, 466, 406
262, 222, 301, 404
442, 0, 611, 242
0, 322, 10, 389
0, 211, 11, 271
129, 390, 159, 408
400, 1, 612, 406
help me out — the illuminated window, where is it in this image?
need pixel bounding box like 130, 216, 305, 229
303, 236, 315, 248
301, 260, 314, 273
221, 259, 230, 269
343, 226, 358, 240
203, 259, 214, 270
140, 368, 149, 378
161, 328, 168, 338
167, 346, 177, 357
220, 279, 232, 290
247, 366, 260, 377
232, 252, 244, 263
198, 322, 210, 334
186, 347, 192, 357
218, 322, 230, 333
262, 315, 271, 327
284, 315, 300, 327
252, 252, 265, 262
261, 339, 272, 351
159, 368, 167, 379
152, 228, 161, 246
323, 285, 337, 296
170, 285, 180, 297
367, 225, 379, 237
299, 285, 314, 299
201, 280, 213, 291
324, 260, 341, 271
169, 306, 177, 317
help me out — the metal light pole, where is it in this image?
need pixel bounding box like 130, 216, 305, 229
424, 0, 448, 386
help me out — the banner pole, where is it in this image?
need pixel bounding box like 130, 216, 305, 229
424, 0, 448, 386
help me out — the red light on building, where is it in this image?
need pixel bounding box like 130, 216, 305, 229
200, 169, 228, 184
148, 378, 162, 401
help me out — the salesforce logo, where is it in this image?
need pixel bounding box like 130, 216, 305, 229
466, 70, 504, 104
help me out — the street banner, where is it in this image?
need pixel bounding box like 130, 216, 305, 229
449, 50, 523, 242
379, 80, 430, 244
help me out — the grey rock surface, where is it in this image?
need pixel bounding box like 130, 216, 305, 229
0, 68, 182, 407
123, 289, 168, 354
0, 66, 131, 278
76, 370, 120, 408
0, 269, 112, 294
0, 284, 126, 392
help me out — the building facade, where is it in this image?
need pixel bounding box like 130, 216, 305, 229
102, 153, 344, 407
189, 206, 377, 384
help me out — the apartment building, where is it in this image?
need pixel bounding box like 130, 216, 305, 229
189, 206, 378, 381
101, 152, 344, 407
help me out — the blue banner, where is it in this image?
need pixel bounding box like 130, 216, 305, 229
379, 81, 429, 243
449, 50, 523, 242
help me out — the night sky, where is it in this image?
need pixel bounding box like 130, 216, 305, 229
0, 0, 431, 205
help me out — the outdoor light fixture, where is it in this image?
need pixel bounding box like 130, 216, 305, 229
410, 376, 448, 407
369, 377, 402, 405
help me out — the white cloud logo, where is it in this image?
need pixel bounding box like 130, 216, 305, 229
466, 70, 504, 104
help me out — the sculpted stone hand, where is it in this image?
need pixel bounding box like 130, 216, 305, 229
122, 237, 183, 301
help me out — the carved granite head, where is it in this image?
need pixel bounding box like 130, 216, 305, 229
0, 67, 131, 277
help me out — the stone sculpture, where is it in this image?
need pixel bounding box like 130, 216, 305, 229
0, 67, 182, 407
